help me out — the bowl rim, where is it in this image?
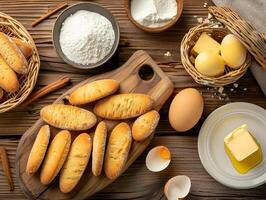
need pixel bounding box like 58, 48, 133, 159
124, 0, 184, 33
52, 2, 120, 70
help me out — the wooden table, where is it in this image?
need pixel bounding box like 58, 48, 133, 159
0, 0, 265, 199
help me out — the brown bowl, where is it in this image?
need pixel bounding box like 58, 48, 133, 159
124, 0, 183, 33
53, 2, 120, 72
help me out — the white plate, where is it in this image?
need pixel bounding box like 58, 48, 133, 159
198, 102, 266, 189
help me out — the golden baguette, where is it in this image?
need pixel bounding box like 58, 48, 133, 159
40, 130, 71, 185
104, 122, 132, 179
94, 93, 154, 120
0, 55, 19, 93
12, 38, 33, 58
40, 104, 97, 131
26, 125, 50, 175
60, 133, 92, 193
132, 110, 160, 142
69, 79, 119, 105
92, 121, 107, 176
0, 32, 28, 74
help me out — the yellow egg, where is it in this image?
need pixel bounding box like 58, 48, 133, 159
169, 88, 204, 132
221, 34, 247, 69
195, 52, 225, 77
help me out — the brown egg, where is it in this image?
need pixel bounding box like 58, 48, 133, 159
169, 88, 204, 132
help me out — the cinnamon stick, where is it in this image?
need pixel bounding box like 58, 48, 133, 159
31, 2, 68, 27
22, 76, 71, 107
0, 147, 14, 191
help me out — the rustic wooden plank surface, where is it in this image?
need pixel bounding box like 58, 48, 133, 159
0, 0, 265, 199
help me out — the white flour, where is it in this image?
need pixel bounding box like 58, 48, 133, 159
59, 10, 115, 65
131, 0, 177, 28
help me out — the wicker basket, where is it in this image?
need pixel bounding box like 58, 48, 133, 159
209, 7, 266, 69
0, 12, 40, 113
181, 23, 251, 87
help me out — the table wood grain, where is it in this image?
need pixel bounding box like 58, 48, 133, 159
0, 0, 265, 199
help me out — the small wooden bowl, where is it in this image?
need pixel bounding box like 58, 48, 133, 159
124, 0, 183, 33
181, 23, 251, 87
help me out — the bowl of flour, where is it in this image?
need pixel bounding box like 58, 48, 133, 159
53, 3, 120, 71
125, 0, 183, 33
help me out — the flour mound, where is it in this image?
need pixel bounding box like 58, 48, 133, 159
59, 10, 115, 65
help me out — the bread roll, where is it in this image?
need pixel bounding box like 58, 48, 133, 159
94, 93, 154, 120
132, 110, 160, 142
69, 79, 119, 105
0, 55, 19, 92
26, 125, 50, 175
104, 122, 132, 179
12, 38, 33, 58
92, 121, 107, 176
40, 104, 97, 131
0, 32, 28, 74
40, 130, 71, 185
60, 133, 92, 193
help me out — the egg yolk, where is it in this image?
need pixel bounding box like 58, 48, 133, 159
159, 147, 171, 160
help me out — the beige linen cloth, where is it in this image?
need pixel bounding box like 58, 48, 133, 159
213, 0, 266, 96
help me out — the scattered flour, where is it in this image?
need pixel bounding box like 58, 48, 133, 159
59, 10, 115, 65
131, 0, 177, 28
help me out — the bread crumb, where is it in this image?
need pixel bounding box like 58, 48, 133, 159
233, 83, 239, 88
218, 87, 224, 94
207, 13, 212, 19
203, 2, 208, 7
243, 88, 247, 91
203, 18, 210, 23
164, 51, 172, 57
197, 17, 203, 23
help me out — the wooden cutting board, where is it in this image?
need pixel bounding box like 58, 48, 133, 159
16, 50, 174, 200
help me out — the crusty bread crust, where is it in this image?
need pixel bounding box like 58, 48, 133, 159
69, 79, 119, 105
0, 55, 19, 92
60, 133, 92, 193
26, 125, 50, 176
40, 130, 71, 185
92, 121, 107, 176
104, 122, 132, 179
132, 110, 160, 142
40, 104, 97, 131
94, 93, 154, 120
0, 32, 28, 74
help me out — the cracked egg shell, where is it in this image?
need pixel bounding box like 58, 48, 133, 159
145, 146, 171, 172
164, 175, 191, 200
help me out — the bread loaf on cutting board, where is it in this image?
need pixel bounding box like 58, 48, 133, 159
104, 122, 132, 179
0, 32, 28, 74
69, 79, 119, 105
40, 130, 71, 185
26, 125, 50, 175
132, 110, 160, 142
40, 104, 97, 131
92, 121, 107, 176
0, 55, 19, 93
60, 133, 92, 193
94, 93, 154, 120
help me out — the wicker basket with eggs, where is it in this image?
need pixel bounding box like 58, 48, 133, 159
181, 7, 266, 87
